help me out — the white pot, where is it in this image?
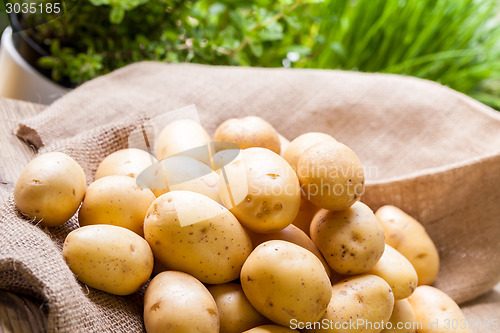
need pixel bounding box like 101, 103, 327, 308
0, 26, 69, 105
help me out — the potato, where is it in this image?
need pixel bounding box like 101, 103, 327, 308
208, 283, 269, 333
156, 119, 211, 165
214, 116, 281, 154
291, 198, 319, 236
297, 141, 364, 211
305, 275, 394, 333
144, 271, 219, 333
381, 299, 416, 333
375, 205, 439, 285
94, 148, 157, 180
78, 175, 155, 236
241, 240, 332, 327
218, 148, 301, 233
144, 190, 252, 284
278, 134, 290, 157
408, 286, 471, 333
212, 149, 242, 174
368, 244, 418, 300
62, 224, 153, 295
138, 155, 220, 200
246, 224, 331, 278
311, 202, 385, 275
245, 325, 297, 332
283, 132, 336, 172
14, 152, 86, 227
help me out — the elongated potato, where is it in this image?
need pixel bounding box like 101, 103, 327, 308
375, 205, 439, 285
62, 225, 153, 295
381, 299, 416, 333
245, 325, 297, 332
311, 202, 385, 275
408, 286, 471, 333
94, 148, 156, 180
144, 271, 219, 333
241, 240, 332, 327
208, 283, 269, 333
144, 191, 252, 284
297, 141, 364, 211
283, 132, 336, 172
306, 275, 395, 333
368, 244, 418, 300
14, 152, 86, 227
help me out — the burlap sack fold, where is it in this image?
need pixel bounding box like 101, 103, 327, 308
1, 62, 499, 332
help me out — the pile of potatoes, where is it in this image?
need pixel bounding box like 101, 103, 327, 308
14, 115, 471, 333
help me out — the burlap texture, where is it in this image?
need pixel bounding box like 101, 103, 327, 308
1, 63, 499, 332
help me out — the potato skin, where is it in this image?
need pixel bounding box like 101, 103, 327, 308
297, 141, 364, 211
311, 202, 385, 275
381, 299, 416, 333
62, 225, 153, 295
14, 152, 86, 227
144, 271, 219, 333
291, 198, 319, 236
95, 148, 156, 180
307, 275, 395, 333
241, 240, 332, 327
375, 205, 439, 285
144, 191, 252, 284
368, 244, 418, 300
408, 286, 471, 333
78, 175, 156, 236
245, 325, 297, 332
208, 283, 269, 333
283, 132, 336, 172
219, 148, 301, 233
278, 134, 290, 157
214, 116, 281, 154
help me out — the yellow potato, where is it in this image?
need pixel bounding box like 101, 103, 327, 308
245, 325, 297, 332
246, 224, 331, 278
291, 198, 319, 236
212, 149, 242, 174
368, 244, 418, 300
78, 175, 156, 236
241, 240, 332, 327
311, 202, 385, 275
283, 132, 336, 172
218, 148, 301, 233
144, 191, 252, 284
278, 134, 290, 157
208, 283, 269, 333
297, 141, 364, 211
408, 286, 471, 333
156, 119, 211, 165
375, 205, 439, 285
14, 152, 86, 227
62, 224, 153, 295
381, 299, 416, 333
304, 275, 394, 333
94, 148, 156, 180
214, 116, 281, 154
144, 271, 219, 333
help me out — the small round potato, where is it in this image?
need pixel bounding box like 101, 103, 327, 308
14, 152, 86, 227
245, 325, 297, 332
144, 191, 252, 284
214, 116, 281, 154
283, 132, 336, 172
218, 148, 301, 233
144, 271, 219, 333
94, 148, 157, 180
156, 119, 212, 165
408, 286, 471, 333
291, 198, 319, 236
375, 205, 440, 285
308, 275, 395, 333
297, 141, 364, 211
78, 175, 156, 236
311, 201, 385, 275
368, 244, 418, 300
62, 225, 153, 295
208, 283, 269, 333
381, 299, 416, 333
241, 240, 332, 327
